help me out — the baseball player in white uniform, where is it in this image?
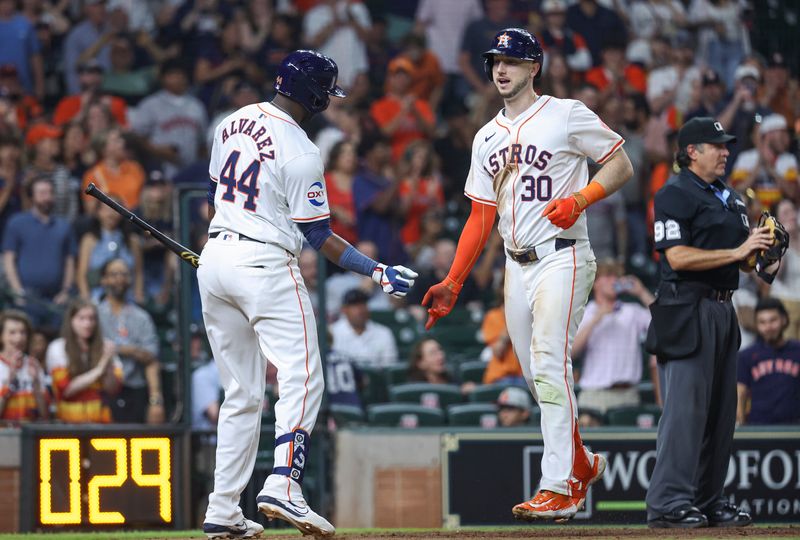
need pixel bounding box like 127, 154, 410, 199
200, 50, 417, 539
423, 29, 634, 522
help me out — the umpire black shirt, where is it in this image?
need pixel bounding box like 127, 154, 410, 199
653, 168, 750, 290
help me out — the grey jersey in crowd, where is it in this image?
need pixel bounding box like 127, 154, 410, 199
98, 299, 159, 388
131, 89, 208, 177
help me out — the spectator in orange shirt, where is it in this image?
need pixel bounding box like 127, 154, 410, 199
370, 57, 435, 162
324, 140, 359, 244
0, 64, 43, 131
45, 299, 122, 424
398, 140, 444, 246
481, 277, 524, 385
585, 37, 646, 99
82, 127, 145, 215
397, 33, 445, 109
0, 309, 49, 423
53, 60, 127, 128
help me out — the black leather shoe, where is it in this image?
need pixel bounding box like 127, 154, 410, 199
704, 503, 752, 527
647, 505, 708, 529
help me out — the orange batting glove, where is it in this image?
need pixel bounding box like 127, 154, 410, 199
421, 277, 462, 330
542, 182, 607, 229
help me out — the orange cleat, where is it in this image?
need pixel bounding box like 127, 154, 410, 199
513, 454, 607, 523
512, 490, 581, 522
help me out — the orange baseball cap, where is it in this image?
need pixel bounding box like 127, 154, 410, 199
25, 124, 62, 146
388, 57, 415, 75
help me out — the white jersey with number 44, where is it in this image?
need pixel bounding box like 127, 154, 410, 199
464, 96, 624, 251
208, 102, 330, 255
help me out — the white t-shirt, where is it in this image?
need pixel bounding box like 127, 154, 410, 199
464, 96, 624, 251
415, 0, 483, 74
303, 1, 371, 89
576, 301, 651, 389
208, 102, 330, 256
330, 318, 398, 367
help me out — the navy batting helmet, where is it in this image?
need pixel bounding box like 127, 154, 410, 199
482, 28, 544, 82
275, 50, 346, 114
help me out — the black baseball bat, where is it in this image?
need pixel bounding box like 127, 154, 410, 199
84, 183, 200, 268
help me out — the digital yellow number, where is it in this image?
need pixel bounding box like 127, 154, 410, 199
87, 439, 127, 524
130, 438, 172, 522
39, 439, 81, 524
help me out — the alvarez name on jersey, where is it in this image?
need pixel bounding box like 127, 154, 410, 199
208, 102, 330, 255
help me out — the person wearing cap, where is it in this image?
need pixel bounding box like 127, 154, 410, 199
62, 0, 111, 95
329, 288, 398, 368
686, 69, 726, 121
730, 113, 798, 207
496, 386, 532, 427
644, 117, 773, 528
53, 59, 128, 127
0, 0, 45, 100
370, 56, 435, 162
538, 0, 592, 73
716, 63, 770, 166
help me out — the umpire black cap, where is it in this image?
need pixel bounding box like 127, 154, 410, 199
678, 117, 736, 149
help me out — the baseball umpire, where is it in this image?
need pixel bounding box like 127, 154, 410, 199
644, 117, 775, 528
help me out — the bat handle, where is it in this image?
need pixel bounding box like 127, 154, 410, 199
85, 182, 97, 195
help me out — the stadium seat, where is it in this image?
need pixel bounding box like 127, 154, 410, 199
367, 403, 446, 427
329, 404, 365, 427
389, 382, 464, 408
606, 404, 662, 428
385, 364, 409, 386
427, 307, 484, 359
447, 403, 498, 427
469, 383, 526, 404
357, 365, 388, 405
458, 360, 486, 384
370, 309, 422, 359
638, 381, 656, 404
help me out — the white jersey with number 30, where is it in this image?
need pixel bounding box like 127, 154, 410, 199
208, 102, 330, 255
464, 96, 624, 250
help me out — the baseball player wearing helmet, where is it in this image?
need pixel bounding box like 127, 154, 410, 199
199, 50, 417, 538
423, 28, 634, 522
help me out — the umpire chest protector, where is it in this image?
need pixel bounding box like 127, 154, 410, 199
646, 169, 749, 360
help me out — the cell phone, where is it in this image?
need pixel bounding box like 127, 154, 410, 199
613, 279, 632, 294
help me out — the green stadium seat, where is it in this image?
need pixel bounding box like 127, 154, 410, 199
389, 382, 465, 408
357, 365, 388, 405
638, 382, 656, 404
469, 383, 526, 404
254, 428, 276, 471
427, 308, 484, 359
458, 360, 486, 384
329, 404, 365, 427
367, 403, 446, 427
370, 309, 422, 359
606, 404, 662, 428
529, 407, 541, 427
447, 403, 498, 427
385, 364, 409, 386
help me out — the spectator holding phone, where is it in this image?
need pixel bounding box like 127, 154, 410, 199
572, 260, 655, 425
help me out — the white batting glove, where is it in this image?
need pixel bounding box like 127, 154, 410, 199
371, 264, 418, 298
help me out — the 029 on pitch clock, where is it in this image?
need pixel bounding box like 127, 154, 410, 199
20, 425, 188, 531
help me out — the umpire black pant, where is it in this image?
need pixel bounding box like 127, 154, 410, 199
645, 296, 740, 520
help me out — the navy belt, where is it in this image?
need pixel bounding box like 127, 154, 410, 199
507, 238, 576, 264
209, 231, 264, 243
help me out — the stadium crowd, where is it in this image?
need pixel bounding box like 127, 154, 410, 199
0, 0, 798, 429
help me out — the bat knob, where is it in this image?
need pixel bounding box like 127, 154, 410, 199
85, 183, 96, 195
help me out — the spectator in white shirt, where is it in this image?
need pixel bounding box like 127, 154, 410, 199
330, 288, 397, 368
572, 261, 655, 426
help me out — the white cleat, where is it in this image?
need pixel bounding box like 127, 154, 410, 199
257, 494, 335, 537
203, 518, 264, 539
